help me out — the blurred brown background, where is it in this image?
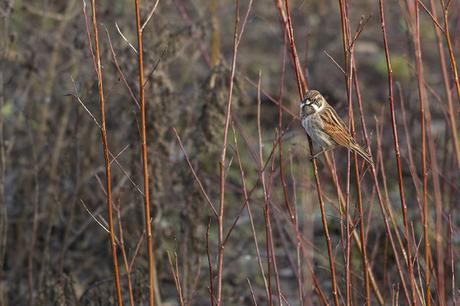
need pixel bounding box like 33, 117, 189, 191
1, 0, 459, 305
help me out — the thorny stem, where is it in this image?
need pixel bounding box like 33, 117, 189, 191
89, 1, 123, 305
134, 0, 155, 305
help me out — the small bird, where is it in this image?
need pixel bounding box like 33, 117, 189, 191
300, 90, 373, 164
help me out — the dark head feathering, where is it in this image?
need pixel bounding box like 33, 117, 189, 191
301, 90, 324, 116
302, 90, 324, 106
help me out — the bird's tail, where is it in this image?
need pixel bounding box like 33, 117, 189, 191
350, 142, 373, 165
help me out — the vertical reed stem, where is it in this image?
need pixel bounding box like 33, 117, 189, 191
274, 1, 339, 304
441, 0, 460, 110
90, 1, 123, 304
428, 0, 460, 170
134, 0, 155, 304
413, 2, 431, 304
378, 0, 417, 304
337, 1, 370, 303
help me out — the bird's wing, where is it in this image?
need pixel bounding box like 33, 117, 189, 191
320, 106, 354, 147
321, 105, 373, 164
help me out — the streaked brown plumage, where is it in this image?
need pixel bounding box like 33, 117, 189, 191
300, 90, 373, 164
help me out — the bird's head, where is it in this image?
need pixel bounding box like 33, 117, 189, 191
300, 90, 325, 117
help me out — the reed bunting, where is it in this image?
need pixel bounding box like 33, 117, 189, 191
300, 90, 373, 164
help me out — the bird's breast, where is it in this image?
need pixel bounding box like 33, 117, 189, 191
301, 115, 335, 148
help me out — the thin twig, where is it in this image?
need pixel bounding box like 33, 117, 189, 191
206, 218, 215, 306
116, 196, 135, 306
354, 67, 411, 306
274, 1, 339, 304
411, 2, 431, 303
115, 22, 138, 53
141, 0, 160, 32
69, 84, 145, 196
247, 279, 258, 306
441, 0, 460, 110
232, 124, 270, 300
323, 50, 346, 75
336, 1, 368, 303
348, 14, 372, 51
278, 32, 295, 223
425, 76, 445, 303
222, 120, 295, 246
449, 215, 456, 304
104, 26, 140, 109
167, 252, 185, 306
378, 0, 417, 304
215, 0, 253, 304
418, 0, 445, 33
256, 71, 277, 306
427, 0, 460, 171
89, 1, 123, 304
133, 0, 155, 304
80, 200, 110, 234
172, 128, 218, 217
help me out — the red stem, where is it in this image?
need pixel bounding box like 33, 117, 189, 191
90, 1, 123, 305
353, 67, 411, 305
232, 126, 270, 301
133, 0, 155, 305
412, 3, 431, 304
337, 1, 369, 303
116, 197, 135, 306
441, 0, 460, 111
215, 0, 253, 303
274, 1, 340, 304
278, 32, 295, 223
206, 219, 215, 306
378, 0, 417, 304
